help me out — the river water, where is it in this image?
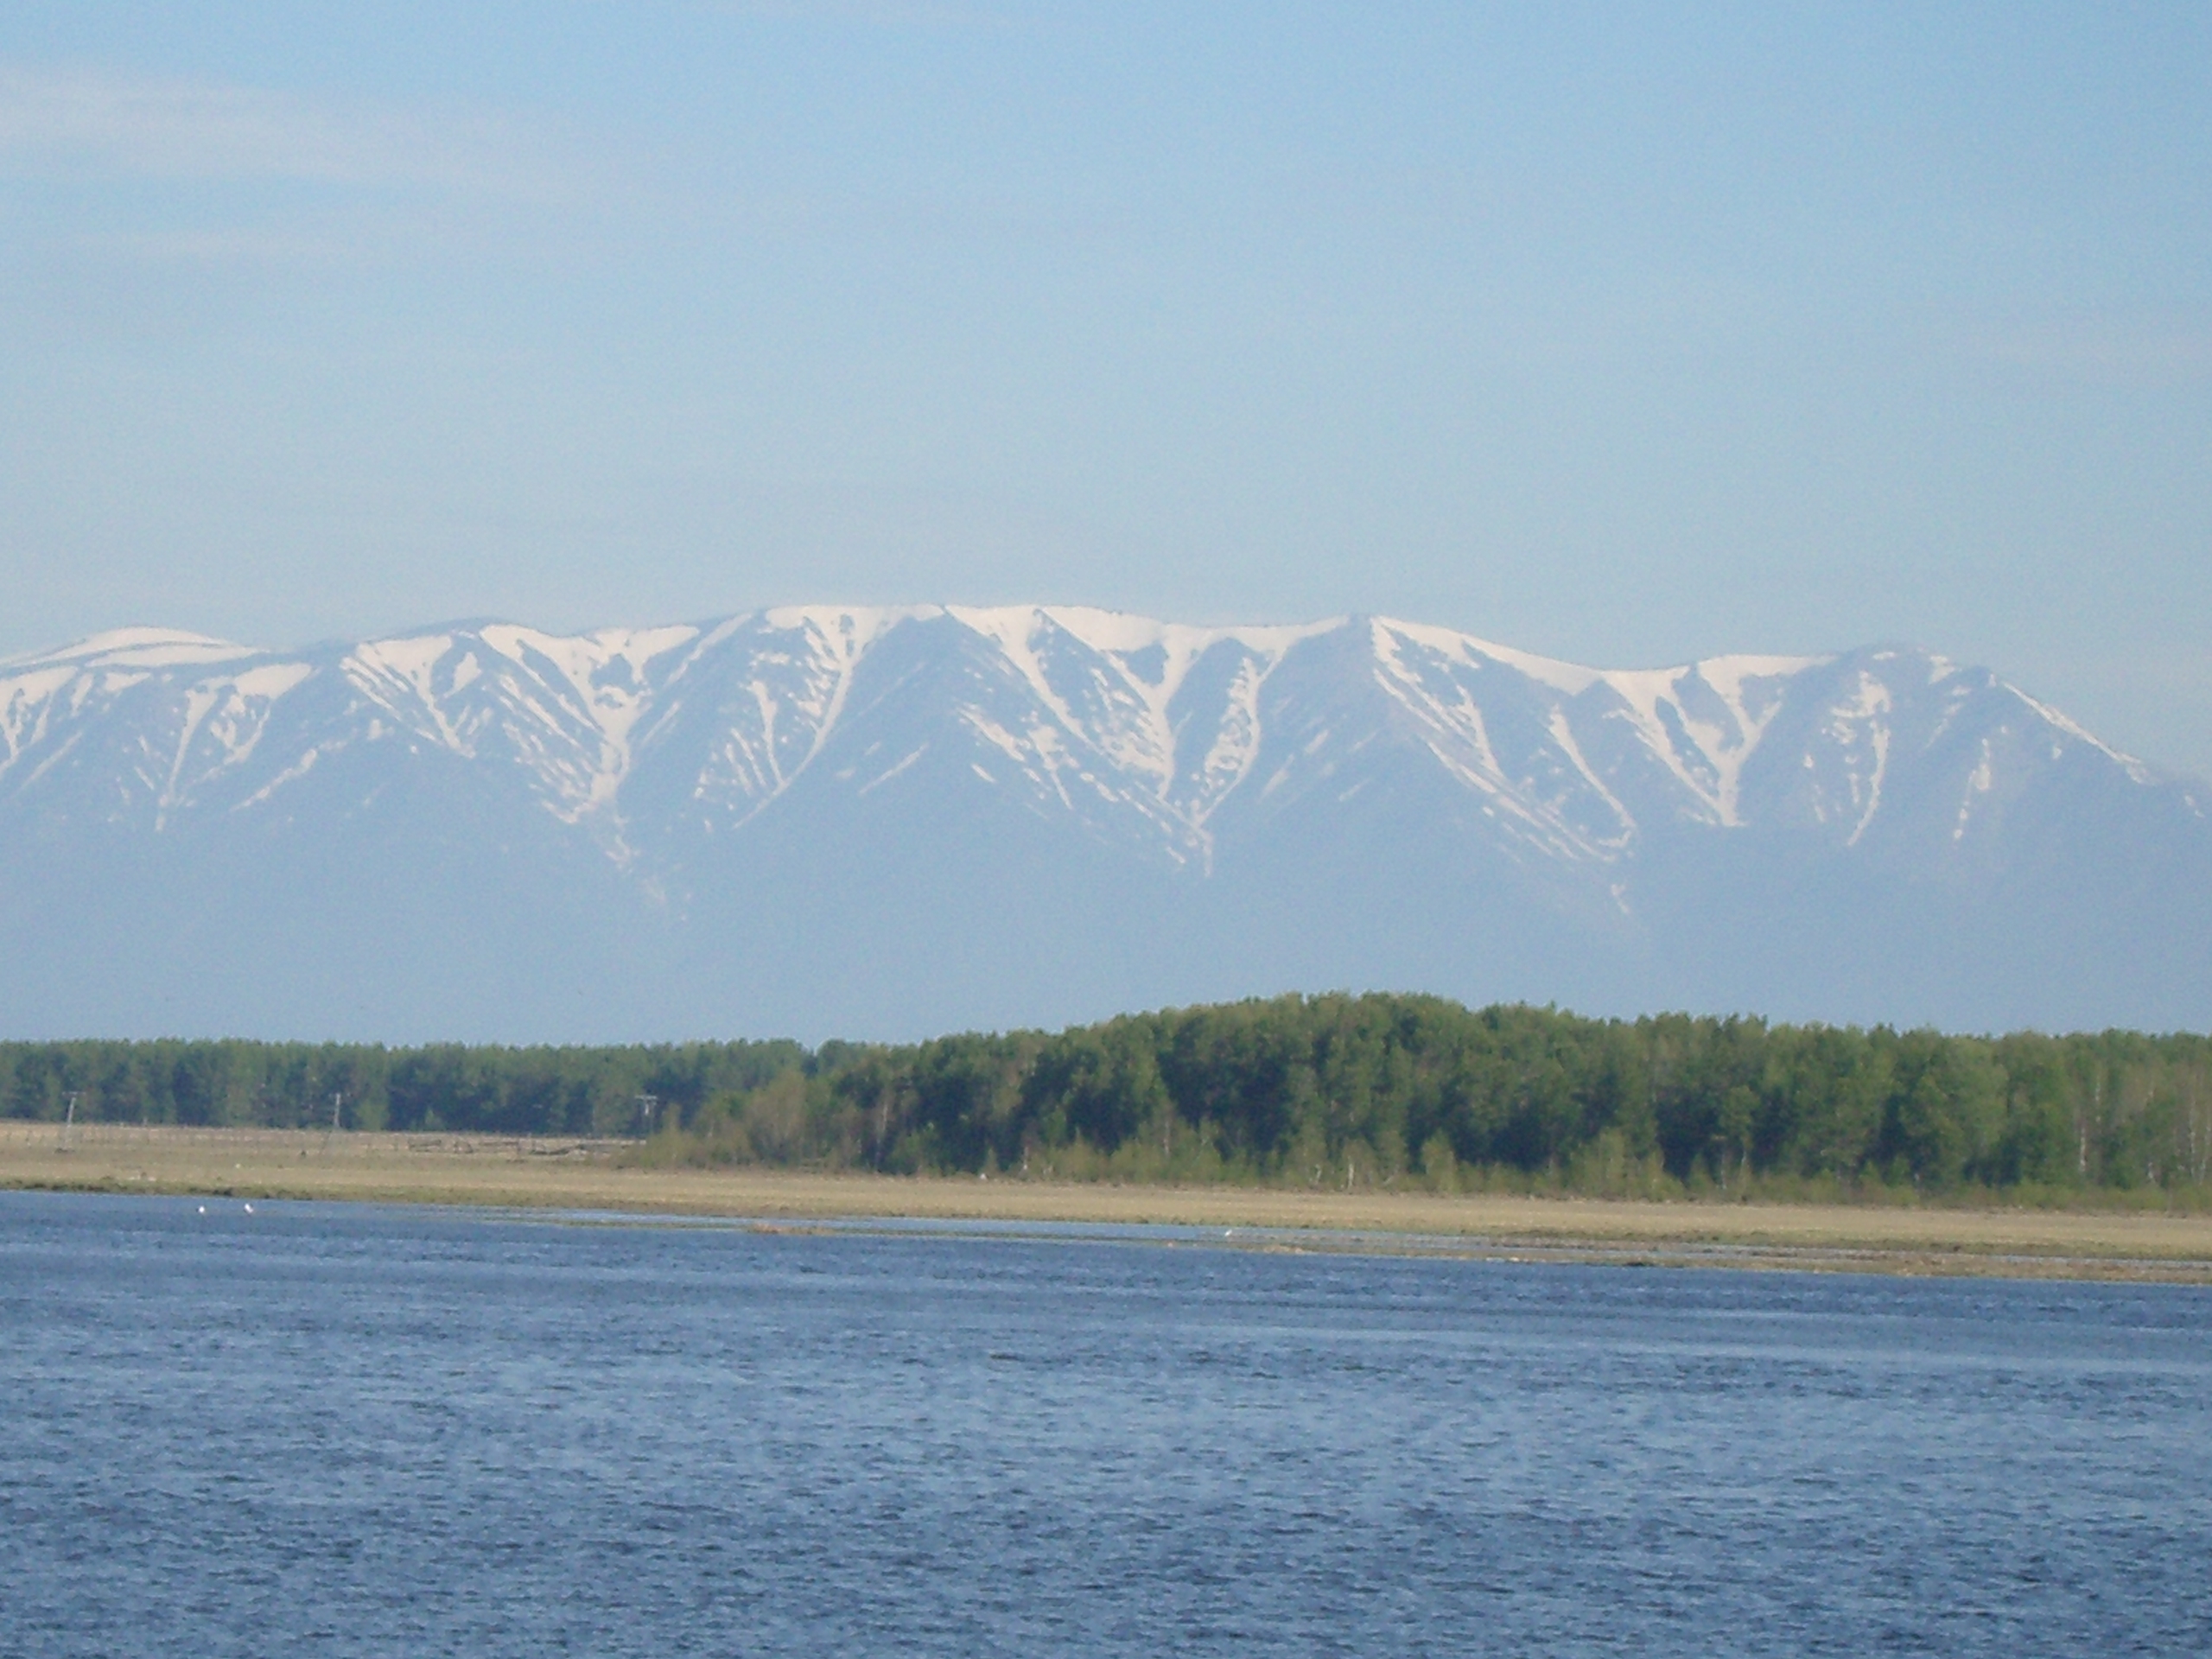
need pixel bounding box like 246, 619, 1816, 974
2, 1192, 2207, 1656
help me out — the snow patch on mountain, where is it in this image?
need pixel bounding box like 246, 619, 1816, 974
1821, 670, 1894, 847
480, 623, 699, 817
1954, 737, 1996, 843
684, 608, 910, 827
2004, 681, 2152, 783
1600, 660, 1806, 829
1379, 618, 1607, 698
3, 628, 257, 671
946, 605, 1331, 819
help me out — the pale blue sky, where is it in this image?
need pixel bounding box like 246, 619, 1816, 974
3, 3, 2209, 776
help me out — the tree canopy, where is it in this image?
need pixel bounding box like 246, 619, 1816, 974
6, 998, 2209, 1197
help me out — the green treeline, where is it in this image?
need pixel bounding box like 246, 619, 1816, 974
7, 995, 2212, 1198
0, 1037, 805, 1139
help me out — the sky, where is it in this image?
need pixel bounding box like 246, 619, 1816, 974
3, 2, 2209, 778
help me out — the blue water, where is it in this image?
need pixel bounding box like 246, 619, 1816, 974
3, 1193, 2208, 1656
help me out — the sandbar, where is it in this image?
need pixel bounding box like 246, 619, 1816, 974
5, 1122, 2209, 1283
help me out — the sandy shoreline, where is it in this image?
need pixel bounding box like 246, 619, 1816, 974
5, 1121, 2210, 1283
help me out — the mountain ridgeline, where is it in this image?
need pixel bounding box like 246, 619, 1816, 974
4, 996, 2209, 1197
0, 607, 2207, 1039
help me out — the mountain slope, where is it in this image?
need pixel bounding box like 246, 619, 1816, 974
0, 609, 2202, 1039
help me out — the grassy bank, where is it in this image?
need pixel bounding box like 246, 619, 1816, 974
8, 1122, 2212, 1283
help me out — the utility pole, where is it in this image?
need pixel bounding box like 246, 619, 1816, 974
635, 1092, 660, 1138
60, 1091, 79, 1153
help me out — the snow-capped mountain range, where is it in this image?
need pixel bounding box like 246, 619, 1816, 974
2, 607, 2204, 1039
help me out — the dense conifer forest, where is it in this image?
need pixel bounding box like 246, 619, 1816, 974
7, 996, 2210, 1199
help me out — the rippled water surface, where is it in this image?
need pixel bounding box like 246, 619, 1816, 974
3, 1192, 2209, 1656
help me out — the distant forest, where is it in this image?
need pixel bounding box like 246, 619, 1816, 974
6, 995, 2210, 1199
